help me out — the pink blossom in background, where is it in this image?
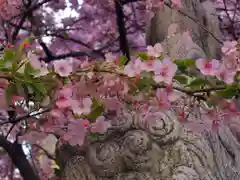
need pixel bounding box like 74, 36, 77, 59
62, 119, 89, 146
215, 64, 235, 84
90, 116, 111, 133
123, 58, 142, 77
153, 58, 177, 84
155, 88, 170, 109
171, 0, 183, 8
71, 97, 93, 115
53, 60, 73, 77
147, 43, 163, 57
221, 41, 238, 55
196, 59, 220, 76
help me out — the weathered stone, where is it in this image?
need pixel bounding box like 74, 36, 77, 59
146, 0, 222, 59
57, 110, 240, 180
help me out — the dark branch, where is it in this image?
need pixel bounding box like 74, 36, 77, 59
11, 14, 28, 43
122, 0, 138, 5
115, 0, 130, 64
40, 50, 100, 62
0, 136, 40, 180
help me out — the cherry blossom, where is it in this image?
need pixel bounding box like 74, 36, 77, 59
153, 58, 177, 84
221, 41, 238, 55
0, 0, 239, 179
62, 119, 89, 146
171, 0, 183, 8
155, 88, 170, 109
140, 59, 156, 72
147, 43, 163, 57
196, 59, 220, 76
53, 60, 73, 77
123, 58, 142, 77
215, 64, 235, 84
90, 116, 111, 133
71, 97, 93, 115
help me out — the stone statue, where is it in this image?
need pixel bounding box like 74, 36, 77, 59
54, 0, 240, 179
56, 109, 240, 180
145, 0, 222, 60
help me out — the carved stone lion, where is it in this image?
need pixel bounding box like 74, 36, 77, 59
56, 110, 240, 180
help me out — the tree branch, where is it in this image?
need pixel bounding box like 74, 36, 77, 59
0, 136, 40, 180
115, 0, 131, 64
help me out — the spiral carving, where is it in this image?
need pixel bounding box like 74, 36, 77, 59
113, 172, 155, 180
58, 109, 240, 180
141, 111, 181, 145
107, 110, 133, 132
171, 166, 200, 180
62, 156, 96, 180
86, 141, 124, 177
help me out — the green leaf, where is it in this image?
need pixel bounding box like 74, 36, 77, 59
136, 52, 148, 61
186, 77, 209, 89
174, 59, 195, 72
24, 62, 40, 78
234, 71, 240, 82
118, 55, 127, 67
5, 83, 18, 103
216, 84, 239, 99
3, 49, 16, 62
174, 75, 188, 84
28, 82, 47, 102
62, 77, 70, 85
84, 98, 105, 121
11, 62, 18, 71
88, 132, 102, 138
31, 82, 47, 95
137, 76, 153, 92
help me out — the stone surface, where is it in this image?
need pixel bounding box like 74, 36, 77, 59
145, 0, 222, 59
56, 110, 240, 180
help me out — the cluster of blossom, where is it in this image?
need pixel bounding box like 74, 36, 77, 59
0, 39, 239, 179
123, 40, 239, 85
0, 0, 22, 20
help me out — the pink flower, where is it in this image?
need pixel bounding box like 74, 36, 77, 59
196, 59, 220, 76
156, 88, 170, 109
221, 41, 237, 56
163, 86, 183, 102
90, 116, 111, 133
140, 60, 156, 72
62, 119, 88, 146
56, 87, 73, 108
215, 64, 235, 84
105, 52, 117, 63
59, 86, 73, 98
53, 60, 73, 77
153, 58, 177, 85
71, 97, 92, 115
123, 58, 142, 77
27, 52, 49, 77
171, 0, 183, 8
147, 43, 163, 57
50, 108, 64, 118
222, 52, 240, 72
